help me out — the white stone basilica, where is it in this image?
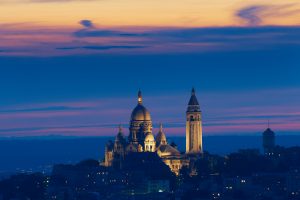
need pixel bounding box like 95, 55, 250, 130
103, 88, 203, 175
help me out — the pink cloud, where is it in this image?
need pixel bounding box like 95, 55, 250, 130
0, 88, 299, 137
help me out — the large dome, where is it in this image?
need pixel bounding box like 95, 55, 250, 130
131, 104, 151, 121
130, 90, 151, 121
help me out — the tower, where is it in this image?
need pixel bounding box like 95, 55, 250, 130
186, 88, 203, 154
262, 122, 275, 155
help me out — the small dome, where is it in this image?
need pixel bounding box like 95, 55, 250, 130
131, 104, 151, 121
145, 132, 155, 142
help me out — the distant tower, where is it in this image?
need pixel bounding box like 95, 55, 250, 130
186, 88, 203, 154
262, 122, 275, 155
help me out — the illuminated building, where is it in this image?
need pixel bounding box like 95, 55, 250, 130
186, 88, 203, 154
102, 89, 203, 175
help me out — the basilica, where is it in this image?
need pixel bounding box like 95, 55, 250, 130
102, 88, 203, 175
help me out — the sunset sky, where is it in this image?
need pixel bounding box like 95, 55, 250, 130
0, 0, 299, 137
1, 0, 300, 27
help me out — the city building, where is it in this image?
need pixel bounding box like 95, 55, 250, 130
102, 88, 203, 175
262, 125, 276, 155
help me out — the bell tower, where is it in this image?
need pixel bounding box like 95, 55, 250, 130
186, 88, 203, 154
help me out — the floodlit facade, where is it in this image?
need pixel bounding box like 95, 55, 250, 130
186, 88, 203, 154
103, 89, 203, 175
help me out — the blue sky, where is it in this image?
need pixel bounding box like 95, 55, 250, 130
0, 0, 299, 137
0, 45, 299, 137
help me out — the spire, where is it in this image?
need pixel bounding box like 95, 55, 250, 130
156, 122, 167, 145
118, 124, 123, 133
116, 124, 125, 143
192, 87, 195, 95
138, 89, 142, 105
159, 123, 163, 132
188, 87, 199, 106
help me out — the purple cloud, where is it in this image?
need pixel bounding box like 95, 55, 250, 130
79, 20, 94, 29
1, 22, 300, 56
236, 6, 266, 26
0, 88, 299, 137
236, 4, 300, 26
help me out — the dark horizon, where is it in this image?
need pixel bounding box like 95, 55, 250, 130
1, 134, 300, 174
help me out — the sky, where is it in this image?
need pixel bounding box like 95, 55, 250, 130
0, 0, 299, 137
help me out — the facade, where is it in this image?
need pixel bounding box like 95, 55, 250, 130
102, 89, 203, 175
